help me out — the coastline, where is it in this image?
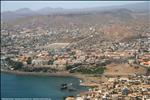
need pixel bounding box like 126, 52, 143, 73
1, 69, 73, 77
1, 70, 88, 98
1, 69, 86, 83
1, 69, 102, 87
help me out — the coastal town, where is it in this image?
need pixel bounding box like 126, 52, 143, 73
1, 1, 150, 100
67, 74, 150, 100
1, 28, 150, 72
1, 26, 150, 99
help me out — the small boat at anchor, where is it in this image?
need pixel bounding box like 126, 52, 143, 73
60, 83, 68, 90
60, 83, 77, 91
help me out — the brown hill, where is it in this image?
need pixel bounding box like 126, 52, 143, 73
1, 4, 149, 50
104, 63, 147, 77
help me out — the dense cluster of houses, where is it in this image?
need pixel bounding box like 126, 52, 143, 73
2, 48, 134, 66
66, 74, 150, 100
1, 42, 150, 72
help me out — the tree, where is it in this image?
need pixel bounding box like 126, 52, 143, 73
27, 57, 32, 64
5, 57, 11, 62
48, 59, 54, 65
5, 57, 23, 70
5, 57, 14, 66
12, 61, 23, 69
147, 68, 150, 75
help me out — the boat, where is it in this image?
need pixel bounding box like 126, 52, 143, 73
60, 83, 77, 91
80, 80, 82, 83
60, 83, 68, 90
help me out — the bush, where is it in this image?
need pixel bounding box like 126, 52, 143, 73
12, 61, 23, 70
48, 59, 54, 65
147, 68, 150, 75
77, 67, 105, 74
26, 57, 32, 64
66, 65, 74, 70
5, 57, 23, 70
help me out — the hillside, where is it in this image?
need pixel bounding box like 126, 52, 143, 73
104, 63, 147, 76
1, 2, 150, 50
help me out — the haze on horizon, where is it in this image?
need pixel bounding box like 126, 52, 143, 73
1, 1, 147, 12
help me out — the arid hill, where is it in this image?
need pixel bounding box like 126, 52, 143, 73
1, 2, 150, 50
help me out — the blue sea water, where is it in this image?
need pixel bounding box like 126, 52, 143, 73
1, 72, 88, 100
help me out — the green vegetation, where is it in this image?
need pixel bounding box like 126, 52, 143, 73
77, 67, 106, 74
147, 68, 150, 75
66, 62, 106, 74
48, 59, 54, 65
5, 57, 23, 70
12, 61, 23, 69
20, 67, 58, 73
143, 50, 149, 53
26, 57, 32, 64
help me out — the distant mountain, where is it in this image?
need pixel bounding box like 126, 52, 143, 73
1, 2, 149, 22
15, 8, 34, 14
1, 11, 22, 21
1, 2, 149, 50
37, 7, 65, 15
1, 8, 37, 21
37, 7, 53, 14
121, 2, 150, 13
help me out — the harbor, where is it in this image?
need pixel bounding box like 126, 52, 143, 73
1, 72, 88, 99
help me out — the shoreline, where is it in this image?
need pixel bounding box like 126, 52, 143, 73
1, 69, 87, 83
1, 70, 91, 98
1, 69, 73, 77
1, 69, 102, 87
